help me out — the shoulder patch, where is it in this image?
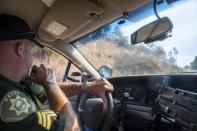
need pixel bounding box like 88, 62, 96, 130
0, 90, 37, 122
36, 110, 57, 130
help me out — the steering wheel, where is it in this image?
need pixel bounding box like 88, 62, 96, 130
76, 76, 114, 131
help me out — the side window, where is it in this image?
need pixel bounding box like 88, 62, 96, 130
67, 64, 82, 83
32, 47, 80, 83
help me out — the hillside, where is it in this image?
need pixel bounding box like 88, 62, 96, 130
32, 39, 183, 82
78, 39, 183, 76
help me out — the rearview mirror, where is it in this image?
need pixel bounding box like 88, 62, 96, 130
130, 17, 173, 45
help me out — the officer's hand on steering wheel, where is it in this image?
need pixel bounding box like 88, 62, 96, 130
88, 78, 114, 103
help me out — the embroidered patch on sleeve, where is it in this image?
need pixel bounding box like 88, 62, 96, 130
36, 110, 57, 130
0, 90, 37, 122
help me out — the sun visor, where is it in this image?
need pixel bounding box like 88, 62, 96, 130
38, 0, 103, 42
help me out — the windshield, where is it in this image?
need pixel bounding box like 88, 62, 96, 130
74, 0, 197, 77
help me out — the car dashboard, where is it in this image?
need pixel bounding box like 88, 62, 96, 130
108, 74, 197, 131
69, 74, 197, 131
112, 84, 157, 107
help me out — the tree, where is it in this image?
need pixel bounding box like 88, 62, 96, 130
172, 47, 179, 64
173, 47, 179, 56
168, 51, 175, 64
190, 56, 197, 70
105, 25, 129, 47
167, 47, 179, 65
153, 46, 166, 58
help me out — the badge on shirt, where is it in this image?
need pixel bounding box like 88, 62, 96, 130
0, 90, 37, 122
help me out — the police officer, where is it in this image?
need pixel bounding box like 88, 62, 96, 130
0, 14, 113, 131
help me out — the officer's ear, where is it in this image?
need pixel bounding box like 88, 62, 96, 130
15, 41, 26, 58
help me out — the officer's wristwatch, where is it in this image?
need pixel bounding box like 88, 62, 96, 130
81, 80, 88, 92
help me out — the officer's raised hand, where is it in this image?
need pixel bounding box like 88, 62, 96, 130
30, 64, 57, 87
30, 64, 80, 131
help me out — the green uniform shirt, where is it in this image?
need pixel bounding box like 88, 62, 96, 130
0, 74, 65, 131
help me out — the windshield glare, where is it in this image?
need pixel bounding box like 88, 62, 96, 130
74, 0, 197, 77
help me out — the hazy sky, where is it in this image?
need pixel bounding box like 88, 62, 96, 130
120, 0, 197, 67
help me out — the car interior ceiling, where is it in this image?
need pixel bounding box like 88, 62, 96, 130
0, 0, 148, 46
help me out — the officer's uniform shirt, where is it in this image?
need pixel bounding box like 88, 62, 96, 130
0, 74, 65, 131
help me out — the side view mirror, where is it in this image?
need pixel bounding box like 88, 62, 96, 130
70, 72, 82, 77
98, 65, 112, 78
65, 72, 82, 82
130, 17, 173, 45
